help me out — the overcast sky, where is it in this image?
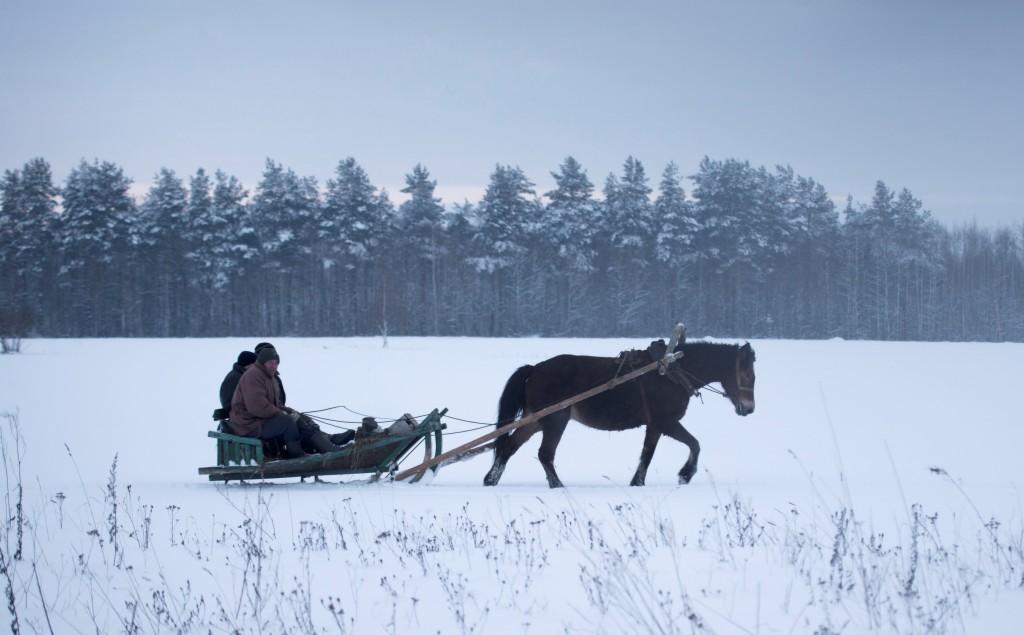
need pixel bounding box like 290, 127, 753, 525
2, 1, 1022, 226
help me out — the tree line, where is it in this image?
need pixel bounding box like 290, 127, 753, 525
1, 155, 1021, 341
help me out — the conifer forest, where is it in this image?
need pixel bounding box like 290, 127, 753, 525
1, 155, 1021, 340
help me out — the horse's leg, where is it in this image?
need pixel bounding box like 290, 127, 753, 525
629, 424, 662, 487
537, 410, 571, 488
662, 421, 701, 484
483, 419, 541, 486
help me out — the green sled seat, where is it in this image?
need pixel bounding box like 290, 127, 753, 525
198, 408, 447, 483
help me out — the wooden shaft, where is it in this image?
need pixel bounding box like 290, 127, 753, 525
394, 350, 684, 481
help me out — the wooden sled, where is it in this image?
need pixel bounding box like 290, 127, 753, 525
198, 408, 447, 482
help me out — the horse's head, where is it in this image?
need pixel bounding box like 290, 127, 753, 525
721, 343, 756, 416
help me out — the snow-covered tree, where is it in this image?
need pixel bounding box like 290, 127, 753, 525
472, 164, 538, 272
398, 164, 444, 261
55, 159, 137, 335
139, 168, 188, 250
58, 159, 136, 272
653, 162, 696, 265
249, 159, 321, 269
0, 169, 22, 274
542, 156, 598, 271
606, 156, 653, 254
322, 157, 387, 264
690, 157, 767, 272
209, 170, 257, 279
184, 167, 253, 291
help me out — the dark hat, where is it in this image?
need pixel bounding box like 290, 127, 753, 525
237, 350, 257, 366
255, 342, 274, 353
257, 346, 280, 364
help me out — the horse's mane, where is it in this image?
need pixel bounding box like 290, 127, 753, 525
679, 341, 742, 376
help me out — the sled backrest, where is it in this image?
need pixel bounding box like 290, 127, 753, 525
208, 431, 264, 466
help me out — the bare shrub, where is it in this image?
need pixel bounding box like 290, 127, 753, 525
0, 306, 35, 354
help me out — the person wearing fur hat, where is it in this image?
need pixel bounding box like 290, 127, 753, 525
230, 346, 350, 457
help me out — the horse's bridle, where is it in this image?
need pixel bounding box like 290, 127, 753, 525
673, 352, 753, 403
734, 354, 754, 401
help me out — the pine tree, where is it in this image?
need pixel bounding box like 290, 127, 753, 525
323, 158, 385, 263
653, 162, 696, 265
211, 169, 257, 280
398, 164, 444, 261
540, 157, 599, 334
0, 169, 22, 319
319, 158, 393, 334
602, 156, 654, 333
473, 164, 538, 272
139, 168, 188, 251
250, 159, 321, 269
58, 160, 136, 272
137, 168, 190, 334
543, 156, 598, 272
473, 165, 539, 334
398, 164, 445, 333
13, 158, 59, 268
691, 157, 764, 272
607, 156, 653, 252
0, 169, 22, 273
440, 200, 477, 334
773, 170, 840, 336
57, 159, 138, 335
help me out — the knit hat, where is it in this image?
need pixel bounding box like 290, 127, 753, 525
255, 342, 274, 353
256, 346, 280, 364
237, 350, 257, 366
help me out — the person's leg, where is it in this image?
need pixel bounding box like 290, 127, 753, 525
330, 430, 355, 445
260, 414, 305, 458
296, 416, 344, 454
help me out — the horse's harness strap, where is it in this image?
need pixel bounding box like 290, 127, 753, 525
617, 347, 695, 397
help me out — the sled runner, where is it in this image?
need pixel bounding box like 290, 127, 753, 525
198, 408, 447, 482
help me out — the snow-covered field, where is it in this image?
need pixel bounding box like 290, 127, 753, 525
1, 336, 1022, 633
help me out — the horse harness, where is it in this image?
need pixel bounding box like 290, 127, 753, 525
614, 343, 696, 426
613, 342, 752, 414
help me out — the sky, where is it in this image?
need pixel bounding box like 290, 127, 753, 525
1, 0, 1022, 227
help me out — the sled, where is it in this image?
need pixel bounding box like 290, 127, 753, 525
198, 408, 447, 482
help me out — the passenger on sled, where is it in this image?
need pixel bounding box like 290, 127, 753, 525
223, 345, 353, 459
217, 350, 257, 418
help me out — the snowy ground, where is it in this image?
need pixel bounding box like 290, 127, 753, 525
1, 336, 1023, 633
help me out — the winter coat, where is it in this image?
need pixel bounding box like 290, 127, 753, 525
229, 362, 286, 437
219, 363, 247, 411
275, 373, 287, 406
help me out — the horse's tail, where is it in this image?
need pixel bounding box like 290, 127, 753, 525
494, 364, 534, 454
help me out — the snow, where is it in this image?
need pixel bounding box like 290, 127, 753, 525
1, 336, 1022, 633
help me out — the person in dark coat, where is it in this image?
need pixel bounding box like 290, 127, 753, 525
219, 350, 258, 413
230, 346, 347, 457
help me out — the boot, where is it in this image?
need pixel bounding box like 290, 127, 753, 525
306, 429, 344, 454
330, 430, 355, 446
283, 441, 307, 459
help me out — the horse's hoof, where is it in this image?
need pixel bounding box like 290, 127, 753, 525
678, 473, 694, 485
548, 481, 564, 489
629, 477, 645, 487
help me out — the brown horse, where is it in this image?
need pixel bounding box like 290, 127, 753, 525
483, 341, 756, 488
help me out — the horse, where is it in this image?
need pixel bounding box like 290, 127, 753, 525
483, 341, 756, 488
